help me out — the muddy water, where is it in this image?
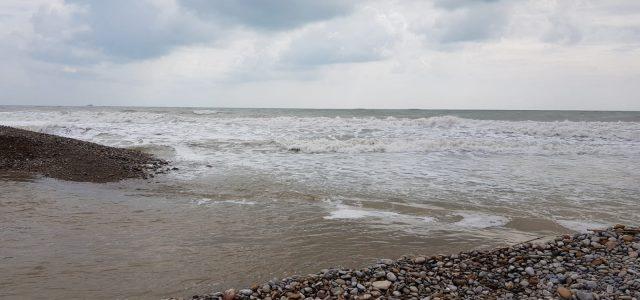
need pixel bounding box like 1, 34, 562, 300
0, 169, 630, 299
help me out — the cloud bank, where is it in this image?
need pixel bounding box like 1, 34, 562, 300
0, 0, 639, 109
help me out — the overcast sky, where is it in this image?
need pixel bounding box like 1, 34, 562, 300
1, 0, 639, 110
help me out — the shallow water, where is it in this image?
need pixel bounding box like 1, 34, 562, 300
1, 107, 639, 299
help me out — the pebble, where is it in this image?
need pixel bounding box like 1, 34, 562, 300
557, 287, 572, 299
372, 280, 392, 290
238, 289, 251, 296
576, 290, 594, 300
386, 272, 397, 282
525, 266, 535, 276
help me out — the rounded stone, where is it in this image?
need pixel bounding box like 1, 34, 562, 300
386, 272, 397, 282
372, 280, 392, 290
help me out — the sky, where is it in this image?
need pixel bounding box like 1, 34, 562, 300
0, 0, 639, 110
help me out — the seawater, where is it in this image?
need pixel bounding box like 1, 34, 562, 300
1, 106, 639, 298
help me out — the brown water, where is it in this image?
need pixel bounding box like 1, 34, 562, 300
1, 174, 575, 300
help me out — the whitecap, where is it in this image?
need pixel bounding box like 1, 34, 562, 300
192, 110, 218, 115
194, 198, 211, 205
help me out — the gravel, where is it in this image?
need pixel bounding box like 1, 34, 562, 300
0, 126, 167, 182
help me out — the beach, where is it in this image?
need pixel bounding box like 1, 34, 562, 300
1, 107, 639, 299
193, 225, 640, 299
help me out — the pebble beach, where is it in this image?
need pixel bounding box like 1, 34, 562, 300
192, 225, 640, 300
0, 125, 167, 182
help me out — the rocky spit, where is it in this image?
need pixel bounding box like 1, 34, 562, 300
188, 225, 640, 300
0, 125, 168, 182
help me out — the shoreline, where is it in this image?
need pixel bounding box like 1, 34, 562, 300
0, 125, 168, 183
189, 225, 639, 300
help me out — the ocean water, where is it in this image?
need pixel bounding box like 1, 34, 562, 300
1, 106, 639, 298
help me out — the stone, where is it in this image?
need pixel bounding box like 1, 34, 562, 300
504, 282, 514, 290
453, 278, 466, 286
591, 258, 605, 266
576, 290, 594, 300
386, 272, 397, 282
223, 289, 236, 300
239, 289, 252, 295
414, 257, 426, 264
286, 292, 303, 299
622, 235, 634, 242
557, 287, 572, 299
372, 280, 392, 290
525, 267, 535, 276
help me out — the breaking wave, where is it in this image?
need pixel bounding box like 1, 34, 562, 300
191, 109, 219, 115
1, 109, 638, 157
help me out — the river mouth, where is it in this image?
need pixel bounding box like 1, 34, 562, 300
1, 107, 639, 299
0, 170, 629, 299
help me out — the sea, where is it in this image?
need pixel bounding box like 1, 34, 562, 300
1, 106, 639, 298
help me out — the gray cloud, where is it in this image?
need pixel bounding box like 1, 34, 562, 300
28, 0, 356, 65
433, 0, 510, 43
30, 0, 216, 63
72, 1, 212, 60
179, 0, 355, 30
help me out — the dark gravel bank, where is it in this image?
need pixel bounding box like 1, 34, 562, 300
189, 225, 640, 300
0, 125, 167, 182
